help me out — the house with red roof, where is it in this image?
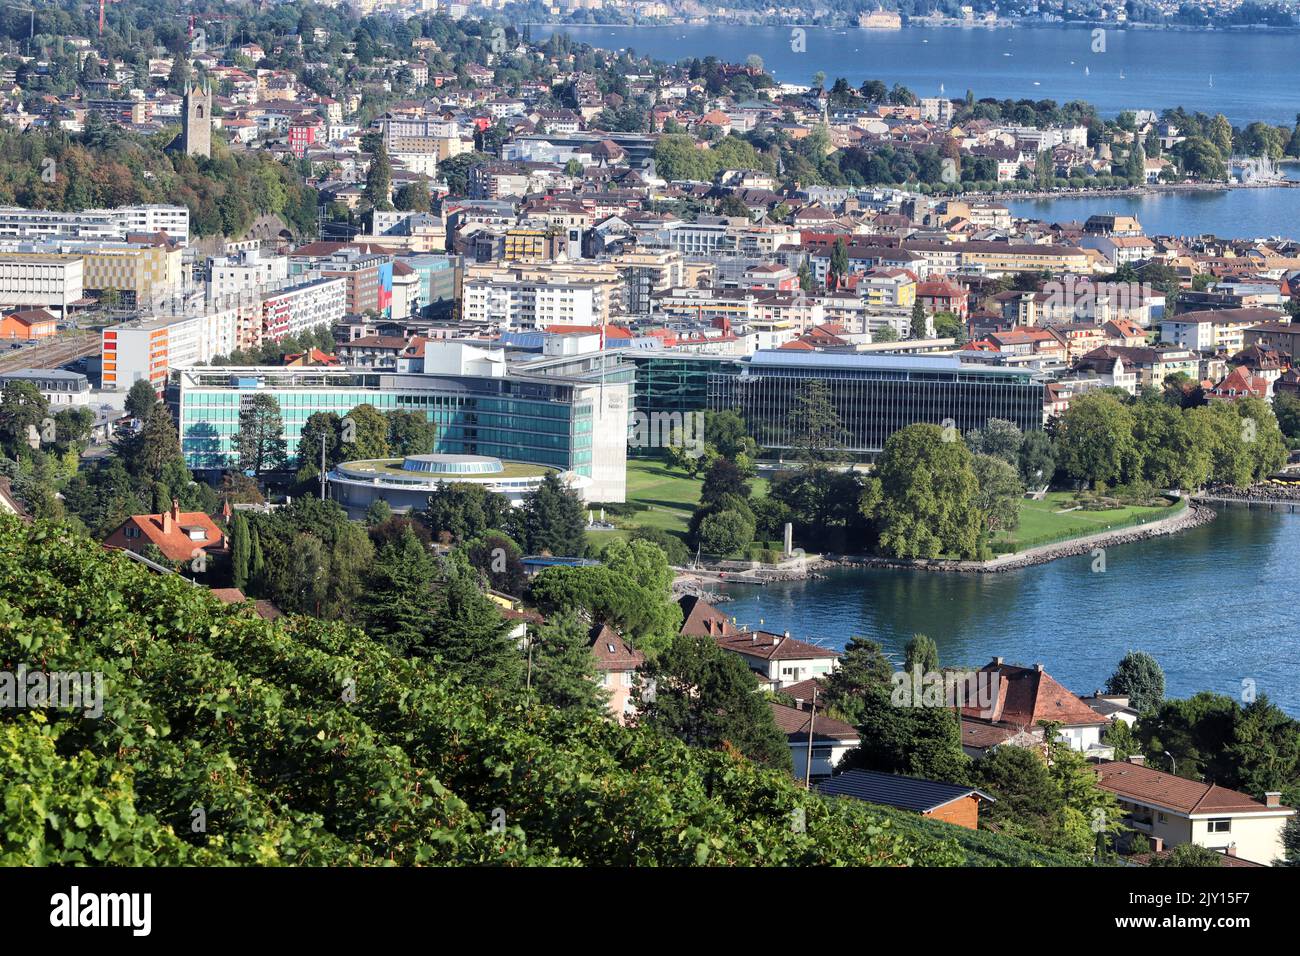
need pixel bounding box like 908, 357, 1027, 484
104, 501, 227, 567
770, 700, 860, 782
960, 657, 1111, 756
1096, 757, 1294, 865
1206, 365, 1271, 402
713, 628, 841, 692
589, 622, 644, 725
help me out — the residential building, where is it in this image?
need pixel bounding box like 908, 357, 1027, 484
590, 623, 644, 725
103, 500, 227, 565
1096, 757, 1294, 865
0, 253, 84, 314
0, 368, 92, 407
1161, 308, 1283, 354
770, 702, 860, 781
712, 628, 841, 691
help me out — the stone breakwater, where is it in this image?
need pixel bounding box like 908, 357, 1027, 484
1198, 483, 1300, 503
821, 502, 1216, 575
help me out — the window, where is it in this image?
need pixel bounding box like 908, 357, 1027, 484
1208, 819, 1232, 833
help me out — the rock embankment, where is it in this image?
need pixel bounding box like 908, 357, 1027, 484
1198, 483, 1300, 503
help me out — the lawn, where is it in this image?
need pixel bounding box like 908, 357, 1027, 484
590, 459, 770, 546
993, 492, 1182, 552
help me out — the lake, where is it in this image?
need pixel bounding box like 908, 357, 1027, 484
536, 23, 1300, 126
1004, 165, 1300, 239
717, 507, 1300, 715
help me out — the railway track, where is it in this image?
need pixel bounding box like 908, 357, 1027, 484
0, 331, 99, 374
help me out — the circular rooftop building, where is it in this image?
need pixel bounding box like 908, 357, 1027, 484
329, 454, 591, 518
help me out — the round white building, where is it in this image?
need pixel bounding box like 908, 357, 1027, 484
328, 454, 592, 518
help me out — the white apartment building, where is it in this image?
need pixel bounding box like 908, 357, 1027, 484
0, 253, 84, 314
207, 250, 290, 304
0, 205, 190, 243
260, 277, 347, 341
462, 264, 621, 331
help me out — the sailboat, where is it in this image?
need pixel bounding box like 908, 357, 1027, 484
1084, 65, 1090, 76
1119, 68, 1126, 80
939, 82, 945, 94
1209, 75, 1214, 87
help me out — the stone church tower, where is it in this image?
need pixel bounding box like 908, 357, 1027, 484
181, 81, 212, 159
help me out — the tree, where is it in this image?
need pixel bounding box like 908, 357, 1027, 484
392, 177, 431, 212
365, 141, 393, 210
904, 633, 939, 674
234, 394, 287, 477
230, 512, 251, 591
790, 380, 847, 463
424, 550, 522, 689
874, 424, 981, 559
511, 473, 586, 556
0, 381, 47, 457
634, 634, 791, 771
972, 453, 1024, 534
342, 403, 390, 460
820, 636, 892, 725
297, 412, 345, 471
529, 612, 607, 714
828, 237, 849, 288
1278, 815, 1300, 866
125, 379, 159, 421
1148, 843, 1224, 867
699, 457, 751, 506
1105, 653, 1165, 718
466, 530, 527, 595
910, 299, 929, 339
974, 744, 1064, 845
698, 509, 754, 555
1018, 429, 1056, 487
966, 418, 1023, 467
126, 404, 185, 481
423, 482, 509, 543
1056, 392, 1139, 487
359, 523, 438, 655
387, 410, 438, 456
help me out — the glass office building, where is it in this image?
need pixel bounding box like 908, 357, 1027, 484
168, 364, 629, 501
627, 350, 1044, 458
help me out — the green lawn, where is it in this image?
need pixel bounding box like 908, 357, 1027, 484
993, 492, 1181, 552
594, 459, 770, 543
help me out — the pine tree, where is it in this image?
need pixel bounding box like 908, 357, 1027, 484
425, 551, 523, 688
512, 473, 586, 555
529, 611, 607, 713
910, 299, 929, 339
230, 513, 251, 592
249, 523, 265, 587
359, 524, 438, 655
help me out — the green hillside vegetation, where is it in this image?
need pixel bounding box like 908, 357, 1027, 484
0, 515, 1080, 866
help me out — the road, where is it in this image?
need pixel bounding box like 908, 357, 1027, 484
0, 331, 99, 374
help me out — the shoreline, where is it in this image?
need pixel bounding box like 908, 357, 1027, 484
820, 500, 1215, 575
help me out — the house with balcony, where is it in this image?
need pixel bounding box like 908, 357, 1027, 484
1096, 757, 1294, 865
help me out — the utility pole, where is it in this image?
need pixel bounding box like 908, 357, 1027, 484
804, 686, 817, 790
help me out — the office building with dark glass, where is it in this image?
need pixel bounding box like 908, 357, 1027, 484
626, 351, 1044, 458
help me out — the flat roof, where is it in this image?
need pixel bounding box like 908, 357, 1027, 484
747, 349, 1036, 378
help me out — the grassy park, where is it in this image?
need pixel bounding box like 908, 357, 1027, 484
992, 491, 1182, 553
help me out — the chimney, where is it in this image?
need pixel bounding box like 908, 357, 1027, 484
1265, 791, 1282, 808
171, 500, 181, 525
1127, 754, 1146, 766
993, 656, 1003, 666
161, 507, 173, 535
1226, 844, 1238, 857
1034, 662, 1044, 672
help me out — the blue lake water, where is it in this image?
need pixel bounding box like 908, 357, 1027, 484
537, 23, 1300, 126
717, 507, 1300, 715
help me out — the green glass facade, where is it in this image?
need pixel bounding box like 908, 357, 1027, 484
171, 368, 595, 474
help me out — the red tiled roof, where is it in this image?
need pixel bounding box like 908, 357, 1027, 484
589, 623, 645, 672
961, 660, 1108, 728
1095, 760, 1293, 816
715, 629, 841, 663
769, 701, 859, 742
677, 595, 738, 637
